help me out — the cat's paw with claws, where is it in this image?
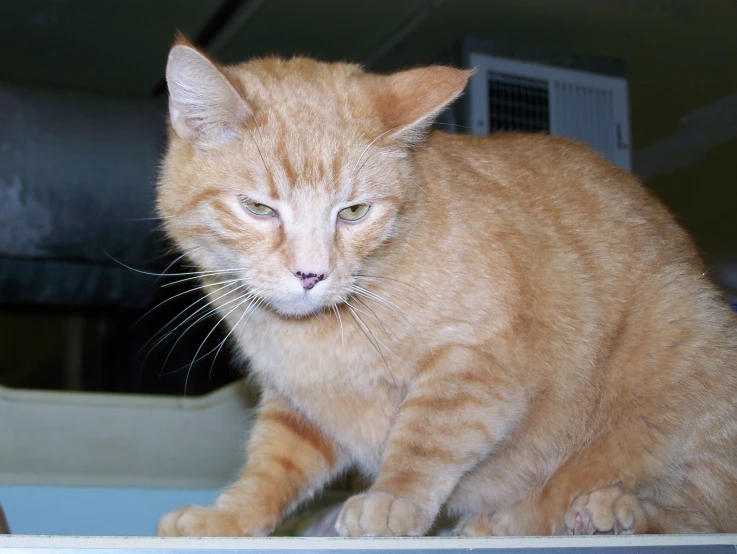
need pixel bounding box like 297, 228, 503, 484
336, 492, 431, 536
564, 487, 646, 535
157, 505, 257, 537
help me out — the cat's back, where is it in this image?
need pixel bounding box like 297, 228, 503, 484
407, 130, 735, 367
415, 130, 700, 269
419, 131, 662, 222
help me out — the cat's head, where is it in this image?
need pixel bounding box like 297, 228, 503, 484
157, 39, 470, 317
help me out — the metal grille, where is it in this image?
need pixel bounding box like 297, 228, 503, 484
488, 73, 550, 133
553, 82, 616, 165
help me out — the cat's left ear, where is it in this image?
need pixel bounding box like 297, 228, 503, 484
377, 66, 473, 144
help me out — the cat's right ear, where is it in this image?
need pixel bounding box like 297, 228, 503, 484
375, 66, 473, 146
165, 43, 252, 146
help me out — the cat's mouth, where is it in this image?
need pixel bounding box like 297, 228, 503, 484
267, 288, 335, 318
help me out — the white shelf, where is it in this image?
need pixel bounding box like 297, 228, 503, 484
0, 534, 736, 552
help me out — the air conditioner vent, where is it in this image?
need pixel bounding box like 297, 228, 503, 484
489, 73, 550, 134
468, 52, 631, 170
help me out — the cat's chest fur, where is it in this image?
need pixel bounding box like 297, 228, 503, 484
233, 306, 408, 471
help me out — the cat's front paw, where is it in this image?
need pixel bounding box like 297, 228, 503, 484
157, 505, 258, 537
335, 492, 432, 537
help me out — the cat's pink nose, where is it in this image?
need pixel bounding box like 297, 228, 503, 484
294, 270, 330, 290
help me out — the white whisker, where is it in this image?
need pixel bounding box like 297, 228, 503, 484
179, 289, 263, 374
162, 269, 251, 288
344, 302, 397, 389
348, 278, 432, 360
183, 290, 260, 394
108, 249, 248, 280
155, 250, 198, 283
351, 124, 405, 178
153, 284, 251, 372
350, 295, 397, 342
353, 274, 426, 295
122, 214, 178, 221
345, 301, 401, 364
140, 281, 247, 356
236, 296, 266, 344
133, 277, 242, 329
208, 290, 265, 379
349, 284, 414, 322
332, 304, 345, 346
349, 283, 421, 339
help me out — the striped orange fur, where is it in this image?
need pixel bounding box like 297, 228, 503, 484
156, 39, 737, 537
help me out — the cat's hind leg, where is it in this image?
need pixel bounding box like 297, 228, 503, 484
450, 488, 646, 537
564, 486, 647, 535
639, 502, 717, 534
449, 471, 717, 536
452, 514, 493, 537
564, 487, 718, 534
452, 512, 520, 537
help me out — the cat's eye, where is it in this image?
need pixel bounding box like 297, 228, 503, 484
338, 204, 370, 222
241, 199, 275, 217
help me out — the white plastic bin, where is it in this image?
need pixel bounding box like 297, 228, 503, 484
0, 380, 254, 535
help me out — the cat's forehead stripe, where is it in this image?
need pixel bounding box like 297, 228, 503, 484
279, 151, 299, 187
178, 186, 223, 215
265, 162, 279, 200
267, 145, 351, 199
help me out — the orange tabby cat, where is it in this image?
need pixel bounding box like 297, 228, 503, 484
155, 38, 737, 537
